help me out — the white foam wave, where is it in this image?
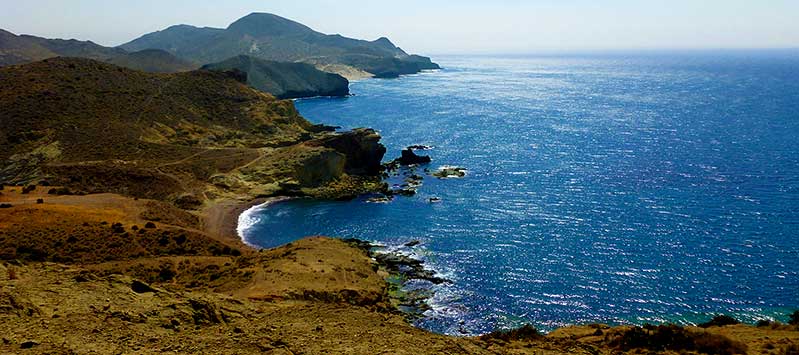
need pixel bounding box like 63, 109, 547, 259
236, 198, 293, 247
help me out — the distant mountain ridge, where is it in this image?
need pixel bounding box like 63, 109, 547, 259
120, 12, 440, 79
0, 29, 196, 72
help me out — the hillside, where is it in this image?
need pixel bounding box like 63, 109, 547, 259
105, 49, 197, 73
0, 29, 56, 65
0, 57, 386, 207
202, 55, 349, 99
120, 12, 440, 79
0, 29, 197, 73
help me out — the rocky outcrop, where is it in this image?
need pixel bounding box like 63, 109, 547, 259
431, 166, 467, 178
394, 149, 432, 166
306, 128, 386, 176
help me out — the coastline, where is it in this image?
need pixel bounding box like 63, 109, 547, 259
3, 186, 799, 354
235, 196, 295, 247
202, 197, 289, 246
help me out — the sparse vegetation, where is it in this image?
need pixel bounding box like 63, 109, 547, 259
780, 344, 799, 355
609, 324, 748, 355
790, 310, 799, 326
480, 324, 542, 342
756, 319, 773, 327
48, 187, 73, 195
700, 314, 741, 328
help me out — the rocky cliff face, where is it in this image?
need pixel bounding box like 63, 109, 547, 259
202, 55, 350, 99
307, 128, 387, 176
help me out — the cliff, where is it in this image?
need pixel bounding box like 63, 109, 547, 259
202, 55, 350, 99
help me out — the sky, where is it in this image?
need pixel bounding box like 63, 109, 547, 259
2, 0, 798, 54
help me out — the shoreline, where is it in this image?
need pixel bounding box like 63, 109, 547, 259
202, 197, 266, 246
235, 196, 296, 247
202, 196, 288, 247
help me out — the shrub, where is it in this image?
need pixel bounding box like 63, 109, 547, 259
756, 319, 772, 327
47, 187, 73, 195
789, 310, 799, 326
780, 344, 799, 355
0, 204, 12, 209
480, 324, 542, 342
36, 199, 44, 204
699, 315, 740, 328
21, 185, 36, 194
609, 324, 747, 355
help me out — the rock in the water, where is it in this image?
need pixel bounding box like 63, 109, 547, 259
389, 187, 416, 196
366, 195, 392, 204
407, 145, 433, 151
432, 166, 467, 179
394, 149, 432, 166
374, 253, 448, 285
428, 197, 442, 203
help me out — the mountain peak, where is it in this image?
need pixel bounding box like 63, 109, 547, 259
227, 13, 315, 37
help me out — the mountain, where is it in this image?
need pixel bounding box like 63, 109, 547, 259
0, 29, 56, 65
0, 29, 197, 73
202, 55, 349, 99
0, 57, 386, 205
120, 13, 440, 79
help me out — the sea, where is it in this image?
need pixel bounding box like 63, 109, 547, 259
239, 50, 799, 335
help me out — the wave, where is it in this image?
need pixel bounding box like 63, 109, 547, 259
236, 197, 293, 247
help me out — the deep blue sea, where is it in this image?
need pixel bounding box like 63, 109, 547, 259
240, 51, 799, 335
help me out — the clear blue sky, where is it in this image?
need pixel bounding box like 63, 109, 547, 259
2, 0, 798, 54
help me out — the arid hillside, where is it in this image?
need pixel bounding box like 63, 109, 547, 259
0, 57, 386, 209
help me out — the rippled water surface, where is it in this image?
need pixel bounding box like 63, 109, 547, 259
241, 52, 799, 335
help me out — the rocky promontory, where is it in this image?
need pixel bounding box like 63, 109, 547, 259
0, 57, 385, 207
202, 55, 350, 99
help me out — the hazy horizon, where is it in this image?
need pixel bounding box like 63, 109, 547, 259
2, 0, 798, 55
